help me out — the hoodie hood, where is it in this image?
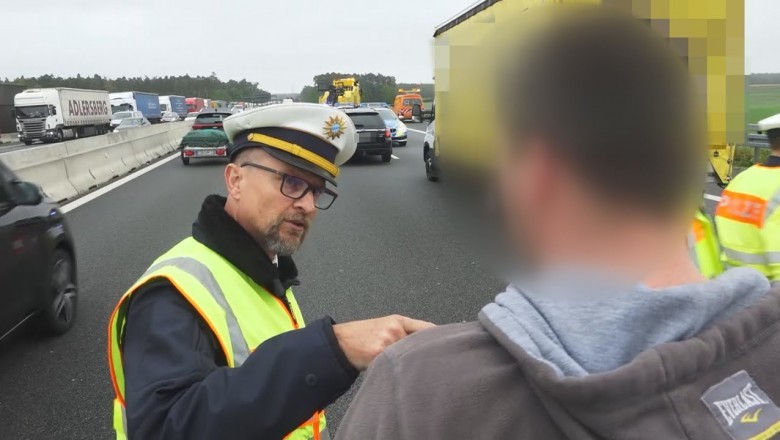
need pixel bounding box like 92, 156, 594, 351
481, 268, 771, 378
478, 268, 777, 439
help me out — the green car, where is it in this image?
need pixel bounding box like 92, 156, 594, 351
179, 129, 231, 165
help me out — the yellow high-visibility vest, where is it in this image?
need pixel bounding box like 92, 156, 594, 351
714, 163, 780, 281
107, 237, 328, 440
689, 210, 724, 279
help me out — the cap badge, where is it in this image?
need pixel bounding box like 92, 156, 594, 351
323, 115, 346, 140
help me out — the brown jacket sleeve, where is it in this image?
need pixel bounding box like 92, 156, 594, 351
335, 352, 401, 440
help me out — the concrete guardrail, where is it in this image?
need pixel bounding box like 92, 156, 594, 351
1, 121, 192, 202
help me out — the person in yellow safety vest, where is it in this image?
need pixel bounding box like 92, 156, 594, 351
688, 209, 724, 279
106, 103, 434, 440
715, 113, 780, 282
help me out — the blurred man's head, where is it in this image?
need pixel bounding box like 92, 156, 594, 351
497, 6, 704, 278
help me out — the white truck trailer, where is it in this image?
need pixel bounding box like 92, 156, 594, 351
14, 88, 111, 145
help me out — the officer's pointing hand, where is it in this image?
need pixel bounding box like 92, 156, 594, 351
333, 315, 436, 371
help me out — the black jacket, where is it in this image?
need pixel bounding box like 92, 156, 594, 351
121, 195, 358, 440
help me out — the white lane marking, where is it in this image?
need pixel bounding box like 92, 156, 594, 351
704, 194, 723, 203
391, 155, 400, 160
407, 129, 426, 134
61, 153, 180, 213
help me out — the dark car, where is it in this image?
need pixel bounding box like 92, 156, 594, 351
0, 160, 77, 341
192, 111, 232, 130
342, 108, 393, 163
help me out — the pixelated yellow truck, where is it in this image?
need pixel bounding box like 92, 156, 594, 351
425, 0, 744, 186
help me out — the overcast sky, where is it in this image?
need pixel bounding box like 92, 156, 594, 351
1, 0, 777, 93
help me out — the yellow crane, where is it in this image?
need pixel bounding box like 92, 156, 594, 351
318, 78, 362, 107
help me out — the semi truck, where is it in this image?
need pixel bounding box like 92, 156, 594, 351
186, 97, 206, 113
159, 95, 187, 119
110, 91, 162, 124
426, 0, 745, 187
14, 88, 112, 144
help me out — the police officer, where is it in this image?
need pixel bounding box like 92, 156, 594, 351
715, 113, 780, 281
689, 208, 723, 279
107, 103, 434, 440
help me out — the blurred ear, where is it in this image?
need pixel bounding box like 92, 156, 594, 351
518, 140, 558, 213
225, 163, 242, 200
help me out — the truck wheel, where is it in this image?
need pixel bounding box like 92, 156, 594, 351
56, 129, 64, 142
382, 153, 392, 163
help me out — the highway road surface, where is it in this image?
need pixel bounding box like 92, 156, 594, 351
0, 125, 507, 439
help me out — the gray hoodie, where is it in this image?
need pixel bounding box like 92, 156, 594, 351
336, 268, 780, 440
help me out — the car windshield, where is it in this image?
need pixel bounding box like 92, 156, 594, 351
15, 105, 49, 119
112, 104, 133, 113
119, 118, 143, 127
195, 114, 229, 124
375, 108, 398, 122
113, 111, 133, 120
348, 113, 385, 129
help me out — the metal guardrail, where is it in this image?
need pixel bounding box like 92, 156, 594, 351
746, 124, 771, 164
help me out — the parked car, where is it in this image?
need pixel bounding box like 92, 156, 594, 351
184, 112, 200, 122
342, 108, 393, 163
160, 111, 180, 123
113, 117, 151, 133
0, 160, 77, 341
192, 111, 232, 130
180, 129, 231, 165
423, 120, 438, 181
374, 107, 408, 146
110, 110, 144, 130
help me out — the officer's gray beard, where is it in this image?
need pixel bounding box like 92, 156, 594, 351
262, 213, 310, 257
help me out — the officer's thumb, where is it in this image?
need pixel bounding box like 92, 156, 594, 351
400, 317, 436, 335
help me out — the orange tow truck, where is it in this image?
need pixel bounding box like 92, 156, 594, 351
393, 89, 424, 121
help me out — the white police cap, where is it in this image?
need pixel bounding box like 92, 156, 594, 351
223, 103, 357, 185
758, 113, 780, 134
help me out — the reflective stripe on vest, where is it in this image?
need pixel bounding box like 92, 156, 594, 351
107, 237, 327, 440
143, 257, 251, 365
723, 247, 780, 265
765, 189, 780, 224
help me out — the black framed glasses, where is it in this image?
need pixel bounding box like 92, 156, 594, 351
241, 162, 338, 210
